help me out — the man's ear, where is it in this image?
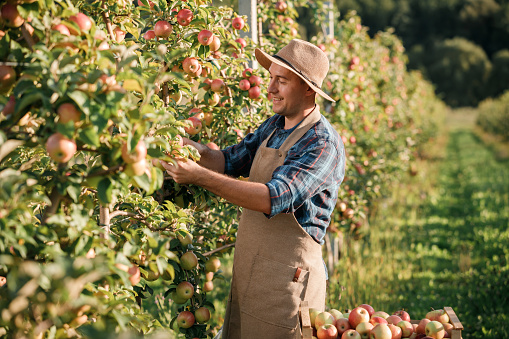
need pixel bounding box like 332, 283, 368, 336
305, 86, 316, 97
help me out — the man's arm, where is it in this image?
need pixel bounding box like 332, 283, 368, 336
182, 138, 225, 174
160, 158, 271, 214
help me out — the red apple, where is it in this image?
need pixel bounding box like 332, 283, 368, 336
143, 29, 156, 40
57, 103, 81, 124
177, 9, 193, 26
128, 264, 141, 285
121, 140, 147, 164
1, 95, 15, 116
176, 311, 195, 328
203, 280, 214, 292
315, 312, 335, 330
184, 117, 202, 135
393, 310, 410, 322
154, 20, 172, 38
235, 37, 247, 49
349, 136, 357, 144
386, 315, 402, 325
442, 323, 453, 337
180, 251, 198, 270
388, 324, 402, 339
197, 29, 214, 46
396, 320, 413, 338
369, 317, 388, 326
52, 24, 71, 36
275, 1, 287, 12
232, 17, 245, 30
239, 79, 251, 91
0, 65, 16, 94
349, 307, 370, 329
113, 26, 125, 42
318, 43, 326, 52
137, 0, 155, 8
425, 321, 444, 339
248, 86, 261, 99
195, 307, 210, 323
242, 68, 253, 78
416, 319, 431, 334
341, 330, 361, 339
1, 3, 24, 28
370, 323, 392, 339
209, 35, 221, 51
46, 133, 77, 163
317, 323, 338, 339
359, 304, 375, 318
176, 281, 194, 300
335, 318, 351, 336
182, 57, 200, 74
69, 13, 92, 35
210, 79, 225, 93
248, 75, 262, 86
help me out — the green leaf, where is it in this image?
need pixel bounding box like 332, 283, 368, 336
79, 126, 100, 147
97, 178, 113, 205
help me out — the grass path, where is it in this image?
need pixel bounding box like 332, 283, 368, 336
328, 110, 509, 338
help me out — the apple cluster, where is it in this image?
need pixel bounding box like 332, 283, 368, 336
309, 304, 457, 339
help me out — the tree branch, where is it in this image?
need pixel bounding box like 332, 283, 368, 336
203, 243, 235, 256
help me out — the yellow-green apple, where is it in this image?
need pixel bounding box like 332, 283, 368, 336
329, 309, 343, 321
197, 29, 214, 46
425, 310, 449, 324
177, 9, 193, 26
356, 322, 373, 339
335, 318, 351, 336
143, 30, 156, 40
154, 20, 172, 38
425, 321, 444, 339
239, 79, 251, 91
203, 280, 213, 292
205, 257, 221, 273
370, 323, 392, 339
309, 308, 321, 328
176, 311, 195, 328
232, 17, 245, 30
349, 307, 370, 329
416, 319, 431, 334
341, 329, 361, 339
184, 116, 202, 135
393, 310, 410, 322
1, 95, 15, 116
242, 68, 254, 78
0, 65, 16, 94
176, 281, 194, 300
317, 324, 338, 339
69, 13, 92, 35
386, 315, 402, 325
121, 140, 147, 163
387, 324, 402, 339
359, 304, 375, 318
315, 312, 335, 330
46, 133, 77, 163
1, 3, 24, 27
211, 79, 225, 93
208, 93, 220, 106
124, 159, 147, 177
209, 36, 221, 51
275, 0, 287, 12
371, 312, 390, 320
170, 90, 183, 104
180, 251, 198, 270
396, 320, 413, 337
170, 290, 188, 304
177, 231, 193, 246
248, 86, 261, 99
369, 317, 388, 326
52, 24, 71, 36
57, 103, 81, 124
195, 307, 211, 323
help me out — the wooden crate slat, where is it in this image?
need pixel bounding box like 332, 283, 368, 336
299, 300, 313, 339
444, 306, 464, 330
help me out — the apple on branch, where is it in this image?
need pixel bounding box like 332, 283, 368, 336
197, 29, 214, 46
46, 133, 77, 163
209, 35, 221, 52
57, 103, 81, 124
232, 17, 245, 30
1, 3, 24, 28
68, 13, 93, 36
177, 9, 193, 26
0, 65, 16, 94
175, 281, 194, 300
176, 311, 195, 328
121, 140, 147, 164
195, 307, 211, 323
180, 251, 198, 270
154, 20, 172, 38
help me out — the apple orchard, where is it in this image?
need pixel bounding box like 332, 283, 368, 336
0, 0, 445, 337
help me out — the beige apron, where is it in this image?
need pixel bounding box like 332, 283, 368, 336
222, 108, 327, 339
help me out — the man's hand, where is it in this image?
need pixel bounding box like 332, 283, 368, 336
160, 158, 203, 185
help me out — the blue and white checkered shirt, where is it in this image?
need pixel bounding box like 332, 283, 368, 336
222, 111, 345, 245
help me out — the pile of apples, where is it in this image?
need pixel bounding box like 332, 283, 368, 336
309, 304, 455, 339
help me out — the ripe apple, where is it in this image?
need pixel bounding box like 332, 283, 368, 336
309, 308, 321, 328
52, 24, 71, 36
208, 93, 220, 107
203, 280, 213, 292
182, 57, 200, 74
177, 231, 192, 245
318, 43, 326, 52
275, 1, 287, 12
184, 116, 202, 135
128, 264, 141, 285
197, 29, 214, 46
124, 159, 147, 177
210, 79, 225, 93
371, 312, 390, 320
248, 75, 262, 86
143, 30, 156, 40
235, 37, 247, 49
329, 309, 343, 321
232, 17, 245, 30
195, 307, 211, 323
416, 319, 431, 334
1, 3, 24, 28
205, 256, 221, 273
170, 90, 182, 104
180, 251, 198, 270
349, 307, 370, 329
386, 315, 402, 325
248, 86, 261, 99
425, 321, 444, 339
57, 103, 81, 124
388, 324, 402, 339
1, 95, 15, 116
359, 304, 375, 318
370, 323, 392, 339
393, 310, 410, 322
177, 9, 193, 26
349, 136, 357, 144
69, 13, 92, 35
121, 140, 147, 164
315, 312, 335, 330
154, 20, 172, 38
239, 79, 251, 91
369, 317, 388, 326
170, 290, 188, 304
46, 133, 77, 163
442, 323, 453, 337
176, 311, 195, 328
242, 68, 253, 78
341, 329, 361, 339
335, 318, 351, 336
0, 65, 16, 94
396, 320, 413, 338
425, 310, 449, 324
356, 321, 373, 338
317, 324, 338, 339
176, 281, 194, 300
209, 35, 221, 51
113, 26, 125, 43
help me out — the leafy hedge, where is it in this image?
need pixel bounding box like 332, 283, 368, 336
476, 90, 509, 141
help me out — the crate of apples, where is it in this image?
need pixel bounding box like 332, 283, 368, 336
300, 302, 463, 339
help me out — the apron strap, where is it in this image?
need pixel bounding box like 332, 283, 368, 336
279, 105, 321, 153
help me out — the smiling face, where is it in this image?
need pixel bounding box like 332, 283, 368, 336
267, 63, 316, 120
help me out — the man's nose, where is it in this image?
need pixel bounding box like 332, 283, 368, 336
267, 79, 277, 93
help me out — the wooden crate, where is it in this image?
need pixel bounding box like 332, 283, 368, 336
410, 307, 464, 339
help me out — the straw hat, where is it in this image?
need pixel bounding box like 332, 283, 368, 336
255, 39, 335, 102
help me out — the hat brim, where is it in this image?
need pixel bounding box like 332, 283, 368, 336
255, 48, 336, 102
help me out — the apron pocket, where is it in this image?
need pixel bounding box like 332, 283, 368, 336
240, 255, 309, 329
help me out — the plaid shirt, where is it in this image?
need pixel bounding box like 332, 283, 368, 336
222, 111, 345, 245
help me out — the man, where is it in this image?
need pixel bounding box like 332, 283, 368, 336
162, 39, 345, 338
